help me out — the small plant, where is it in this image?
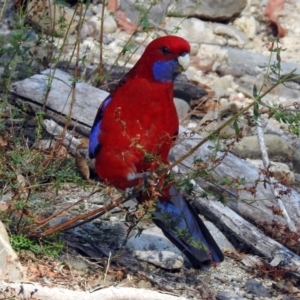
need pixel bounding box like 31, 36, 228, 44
10, 234, 64, 258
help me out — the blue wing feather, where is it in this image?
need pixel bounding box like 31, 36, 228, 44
89, 96, 112, 159
152, 185, 224, 265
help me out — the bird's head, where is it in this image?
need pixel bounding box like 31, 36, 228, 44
132, 36, 191, 83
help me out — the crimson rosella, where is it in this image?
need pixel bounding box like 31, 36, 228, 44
89, 36, 224, 266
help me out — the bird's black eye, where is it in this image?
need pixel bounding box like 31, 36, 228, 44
161, 46, 171, 55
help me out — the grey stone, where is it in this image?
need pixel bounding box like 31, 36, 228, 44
102, 15, 117, 33
91, 3, 103, 15
212, 23, 248, 45
126, 226, 184, 269
174, 97, 190, 120
26, 0, 79, 36
245, 279, 272, 297
241, 255, 264, 268
87, 14, 117, 35
246, 159, 295, 184
217, 47, 300, 78
170, 0, 247, 21
0, 221, 26, 281
59, 254, 90, 271
137, 279, 152, 289
164, 18, 219, 45
233, 16, 257, 39
211, 75, 235, 98
231, 134, 300, 173
216, 291, 247, 300
119, 0, 171, 25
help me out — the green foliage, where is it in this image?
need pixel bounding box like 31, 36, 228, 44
10, 234, 64, 258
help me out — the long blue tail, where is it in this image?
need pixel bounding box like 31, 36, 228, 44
152, 185, 224, 266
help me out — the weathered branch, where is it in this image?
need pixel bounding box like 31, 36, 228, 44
0, 282, 188, 300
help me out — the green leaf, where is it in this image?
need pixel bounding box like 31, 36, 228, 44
233, 120, 240, 136
252, 84, 258, 98
253, 102, 259, 120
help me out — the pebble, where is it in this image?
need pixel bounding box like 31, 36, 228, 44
212, 23, 249, 45
126, 226, 184, 269
174, 97, 190, 120
216, 291, 247, 300
245, 279, 272, 298
233, 16, 257, 39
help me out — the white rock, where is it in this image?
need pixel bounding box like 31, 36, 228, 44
246, 159, 295, 184
212, 23, 248, 45
189, 42, 199, 56
102, 15, 118, 34
26, 0, 79, 36
92, 3, 103, 15
233, 16, 257, 40
241, 255, 264, 268
0, 221, 26, 281
164, 18, 217, 44
126, 226, 184, 269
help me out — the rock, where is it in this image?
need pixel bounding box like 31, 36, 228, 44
233, 16, 257, 39
245, 279, 272, 298
237, 74, 300, 107
198, 102, 249, 138
91, 3, 103, 15
0, 0, 15, 34
241, 255, 264, 268
86, 14, 117, 37
216, 292, 247, 300
0, 220, 9, 242
174, 97, 190, 120
211, 23, 248, 45
126, 226, 184, 269
26, 0, 79, 36
231, 134, 300, 173
217, 47, 300, 78
0, 221, 26, 281
59, 254, 90, 271
246, 159, 295, 185
211, 75, 236, 98
174, 73, 208, 103
102, 15, 118, 33
137, 279, 152, 289
119, 0, 171, 25
117, 278, 135, 287
164, 18, 225, 45
170, 0, 247, 21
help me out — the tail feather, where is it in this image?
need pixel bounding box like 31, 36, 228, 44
152, 185, 224, 267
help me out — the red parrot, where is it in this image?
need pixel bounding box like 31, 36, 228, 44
89, 36, 224, 266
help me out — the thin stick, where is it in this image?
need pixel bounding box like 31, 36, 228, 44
256, 115, 296, 232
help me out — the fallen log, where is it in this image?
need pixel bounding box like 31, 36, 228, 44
171, 128, 300, 230
191, 187, 300, 278
0, 282, 188, 300
9, 68, 109, 136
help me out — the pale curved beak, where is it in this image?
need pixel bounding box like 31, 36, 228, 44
177, 53, 190, 71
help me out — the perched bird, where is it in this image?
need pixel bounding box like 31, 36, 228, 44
89, 36, 224, 266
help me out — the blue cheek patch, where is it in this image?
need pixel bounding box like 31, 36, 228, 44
89, 97, 112, 159
152, 60, 178, 82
